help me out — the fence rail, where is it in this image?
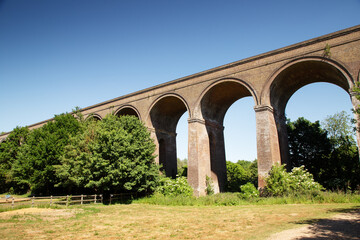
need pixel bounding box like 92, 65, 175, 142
0, 194, 103, 209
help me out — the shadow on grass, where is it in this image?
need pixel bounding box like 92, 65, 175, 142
292, 206, 360, 239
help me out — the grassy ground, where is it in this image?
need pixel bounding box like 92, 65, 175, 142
0, 203, 358, 240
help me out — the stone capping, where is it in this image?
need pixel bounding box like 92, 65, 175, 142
188, 118, 206, 125
254, 105, 274, 113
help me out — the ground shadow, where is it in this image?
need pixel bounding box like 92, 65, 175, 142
291, 206, 360, 240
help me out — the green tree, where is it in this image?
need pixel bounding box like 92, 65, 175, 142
226, 160, 257, 192
287, 117, 360, 191
0, 127, 29, 193
322, 111, 355, 146
287, 117, 332, 173
56, 115, 159, 194
12, 113, 82, 194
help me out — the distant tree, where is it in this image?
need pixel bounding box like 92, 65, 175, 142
322, 111, 355, 146
226, 160, 257, 192
287, 118, 332, 172
287, 117, 360, 191
12, 113, 82, 195
56, 115, 159, 194
0, 127, 29, 193
177, 158, 187, 177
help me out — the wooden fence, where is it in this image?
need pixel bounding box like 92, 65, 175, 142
0, 194, 103, 209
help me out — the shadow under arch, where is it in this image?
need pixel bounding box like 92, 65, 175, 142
149, 93, 190, 178
266, 57, 354, 167
199, 78, 258, 192
114, 105, 141, 120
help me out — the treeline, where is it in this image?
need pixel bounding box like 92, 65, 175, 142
0, 112, 159, 195
287, 112, 360, 191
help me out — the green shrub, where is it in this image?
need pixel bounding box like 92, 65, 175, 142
265, 164, 324, 197
238, 183, 259, 199
156, 176, 193, 197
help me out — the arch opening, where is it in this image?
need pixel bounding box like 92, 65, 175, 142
150, 95, 189, 178
200, 80, 256, 192
86, 114, 102, 121
269, 60, 354, 167
115, 107, 140, 119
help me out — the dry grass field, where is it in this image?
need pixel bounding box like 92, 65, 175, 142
0, 203, 358, 239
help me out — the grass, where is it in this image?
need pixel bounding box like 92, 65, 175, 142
135, 191, 360, 206
0, 202, 358, 239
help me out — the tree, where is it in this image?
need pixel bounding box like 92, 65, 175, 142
287, 117, 360, 191
322, 111, 355, 146
56, 115, 159, 194
0, 127, 29, 193
287, 117, 332, 173
226, 160, 257, 192
11, 113, 82, 194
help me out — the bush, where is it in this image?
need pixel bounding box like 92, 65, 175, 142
156, 176, 193, 197
265, 164, 324, 197
238, 183, 259, 199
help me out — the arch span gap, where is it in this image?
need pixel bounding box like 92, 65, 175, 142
200, 81, 255, 192
223, 96, 257, 163
150, 96, 188, 178
285, 82, 354, 169
116, 107, 139, 119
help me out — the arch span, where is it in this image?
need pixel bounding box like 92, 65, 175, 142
195, 79, 258, 193
149, 94, 190, 178
114, 105, 140, 119
85, 113, 102, 121
266, 57, 354, 167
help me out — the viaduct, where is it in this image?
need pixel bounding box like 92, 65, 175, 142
1, 25, 360, 196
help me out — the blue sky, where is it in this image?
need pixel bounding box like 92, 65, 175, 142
0, 0, 359, 161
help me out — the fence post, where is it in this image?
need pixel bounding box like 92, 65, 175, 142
32, 196, 35, 207
94, 194, 97, 204
11, 197, 14, 209
81, 194, 83, 205
100, 194, 103, 204
110, 194, 112, 205
66, 195, 69, 207
50, 195, 53, 206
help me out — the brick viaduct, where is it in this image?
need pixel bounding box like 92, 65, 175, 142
1, 25, 360, 196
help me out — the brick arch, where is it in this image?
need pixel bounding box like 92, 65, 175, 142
262, 56, 355, 167
114, 105, 141, 120
198, 78, 258, 124
148, 93, 190, 178
191, 78, 258, 193
262, 56, 354, 111
85, 113, 102, 121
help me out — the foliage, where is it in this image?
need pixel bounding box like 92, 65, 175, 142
321, 111, 355, 146
156, 176, 193, 197
287, 116, 360, 191
177, 158, 187, 177
0, 127, 29, 193
238, 182, 259, 199
205, 175, 214, 195
11, 114, 82, 195
226, 160, 257, 192
55, 115, 159, 194
265, 164, 324, 197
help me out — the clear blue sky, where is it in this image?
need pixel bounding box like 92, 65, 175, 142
0, 0, 359, 162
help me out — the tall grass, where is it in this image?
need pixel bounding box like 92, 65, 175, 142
135, 191, 360, 206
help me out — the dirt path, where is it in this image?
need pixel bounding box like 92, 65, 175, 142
267, 208, 360, 240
